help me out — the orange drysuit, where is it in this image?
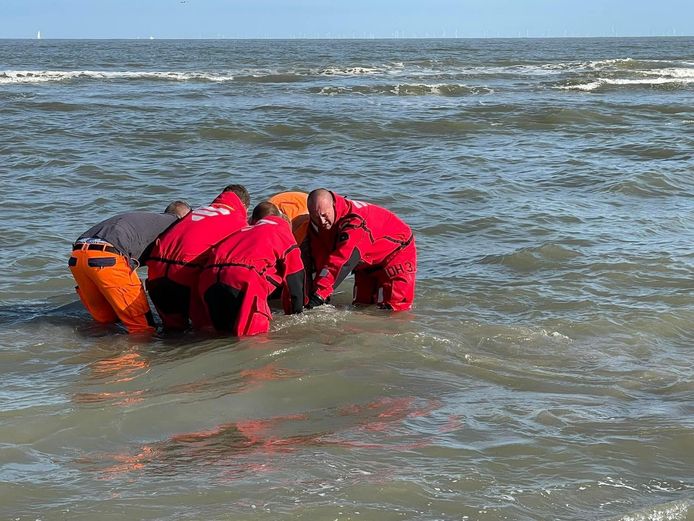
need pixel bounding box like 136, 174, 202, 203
268, 191, 310, 244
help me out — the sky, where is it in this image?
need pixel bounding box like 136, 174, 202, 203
2, 0, 693, 39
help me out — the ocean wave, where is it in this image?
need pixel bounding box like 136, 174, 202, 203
555, 65, 694, 91
3, 59, 692, 87
391, 58, 693, 78
0, 70, 238, 84
310, 83, 493, 96
317, 65, 394, 76
604, 171, 692, 196
480, 244, 582, 272
556, 76, 694, 92
593, 57, 694, 69
0, 65, 403, 85
233, 73, 307, 83
606, 498, 691, 521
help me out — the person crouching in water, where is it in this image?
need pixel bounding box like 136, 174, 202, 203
68, 200, 191, 333
198, 202, 305, 336
306, 188, 416, 311
146, 184, 250, 331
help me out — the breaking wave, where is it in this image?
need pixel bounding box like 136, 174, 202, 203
0, 70, 238, 84
310, 83, 493, 96
3, 58, 693, 89
557, 75, 694, 92
0, 65, 401, 85
554, 62, 694, 92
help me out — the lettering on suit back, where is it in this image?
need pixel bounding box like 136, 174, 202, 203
384, 261, 415, 278
240, 219, 278, 232
191, 206, 232, 222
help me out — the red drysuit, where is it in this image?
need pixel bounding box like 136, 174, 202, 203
198, 215, 305, 336
309, 192, 416, 311
146, 191, 248, 329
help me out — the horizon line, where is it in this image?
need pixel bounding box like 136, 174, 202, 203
3, 34, 693, 41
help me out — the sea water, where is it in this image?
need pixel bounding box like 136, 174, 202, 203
0, 38, 693, 520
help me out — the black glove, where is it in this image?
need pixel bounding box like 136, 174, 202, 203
306, 293, 325, 309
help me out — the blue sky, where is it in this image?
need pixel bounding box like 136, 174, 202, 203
2, 0, 693, 39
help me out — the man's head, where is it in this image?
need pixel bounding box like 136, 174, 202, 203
251, 201, 283, 224
164, 200, 192, 219
223, 184, 251, 209
307, 189, 336, 231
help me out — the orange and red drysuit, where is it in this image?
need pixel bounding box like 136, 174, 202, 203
198, 215, 305, 336
309, 192, 416, 311
146, 191, 247, 330
69, 212, 178, 333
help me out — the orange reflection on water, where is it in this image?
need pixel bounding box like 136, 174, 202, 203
91, 396, 458, 479
73, 389, 145, 406
239, 363, 304, 391
235, 414, 311, 447
89, 352, 150, 383
98, 445, 158, 479
439, 414, 464, 433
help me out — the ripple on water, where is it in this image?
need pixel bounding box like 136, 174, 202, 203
480, 243, 583, 272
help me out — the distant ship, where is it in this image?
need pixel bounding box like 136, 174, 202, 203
37, 30, 41, 39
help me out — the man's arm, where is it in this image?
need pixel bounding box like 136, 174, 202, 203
310, 223, 367, 303
281, 245, 305, 315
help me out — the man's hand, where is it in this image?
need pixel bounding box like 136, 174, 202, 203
306, 293, 325, 309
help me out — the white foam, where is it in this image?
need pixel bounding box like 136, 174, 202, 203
315, 83, 492, 96
556, 75, 694, 91
642, 67, 694, 79
458, 59, 692, 78
586, 58, 637, 68
270, 304, 353, 332
0, 70, 236, 84
614, 501, 689, 521
318, 66, 385, 76
598, 476, 639, 491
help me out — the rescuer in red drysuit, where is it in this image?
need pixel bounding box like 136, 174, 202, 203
146, 185, 250, 330
198, 202, 305, 336
306, 189, 416, 311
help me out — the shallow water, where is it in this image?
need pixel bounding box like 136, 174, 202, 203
1, 37, 693, 520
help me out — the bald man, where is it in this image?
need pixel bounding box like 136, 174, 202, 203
306, 189, 416, 311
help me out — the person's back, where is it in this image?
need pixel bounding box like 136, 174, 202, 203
151, 189, 249, 265
78, 211, 178, 265
146, 184, 250, 330
199, 203, 304, 335
69, 203, 190, 333
268, 191, 308, 222
268, 191, 310, 245
211, 217, 295, 273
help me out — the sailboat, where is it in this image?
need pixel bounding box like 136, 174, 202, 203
37, 30, 41, 39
